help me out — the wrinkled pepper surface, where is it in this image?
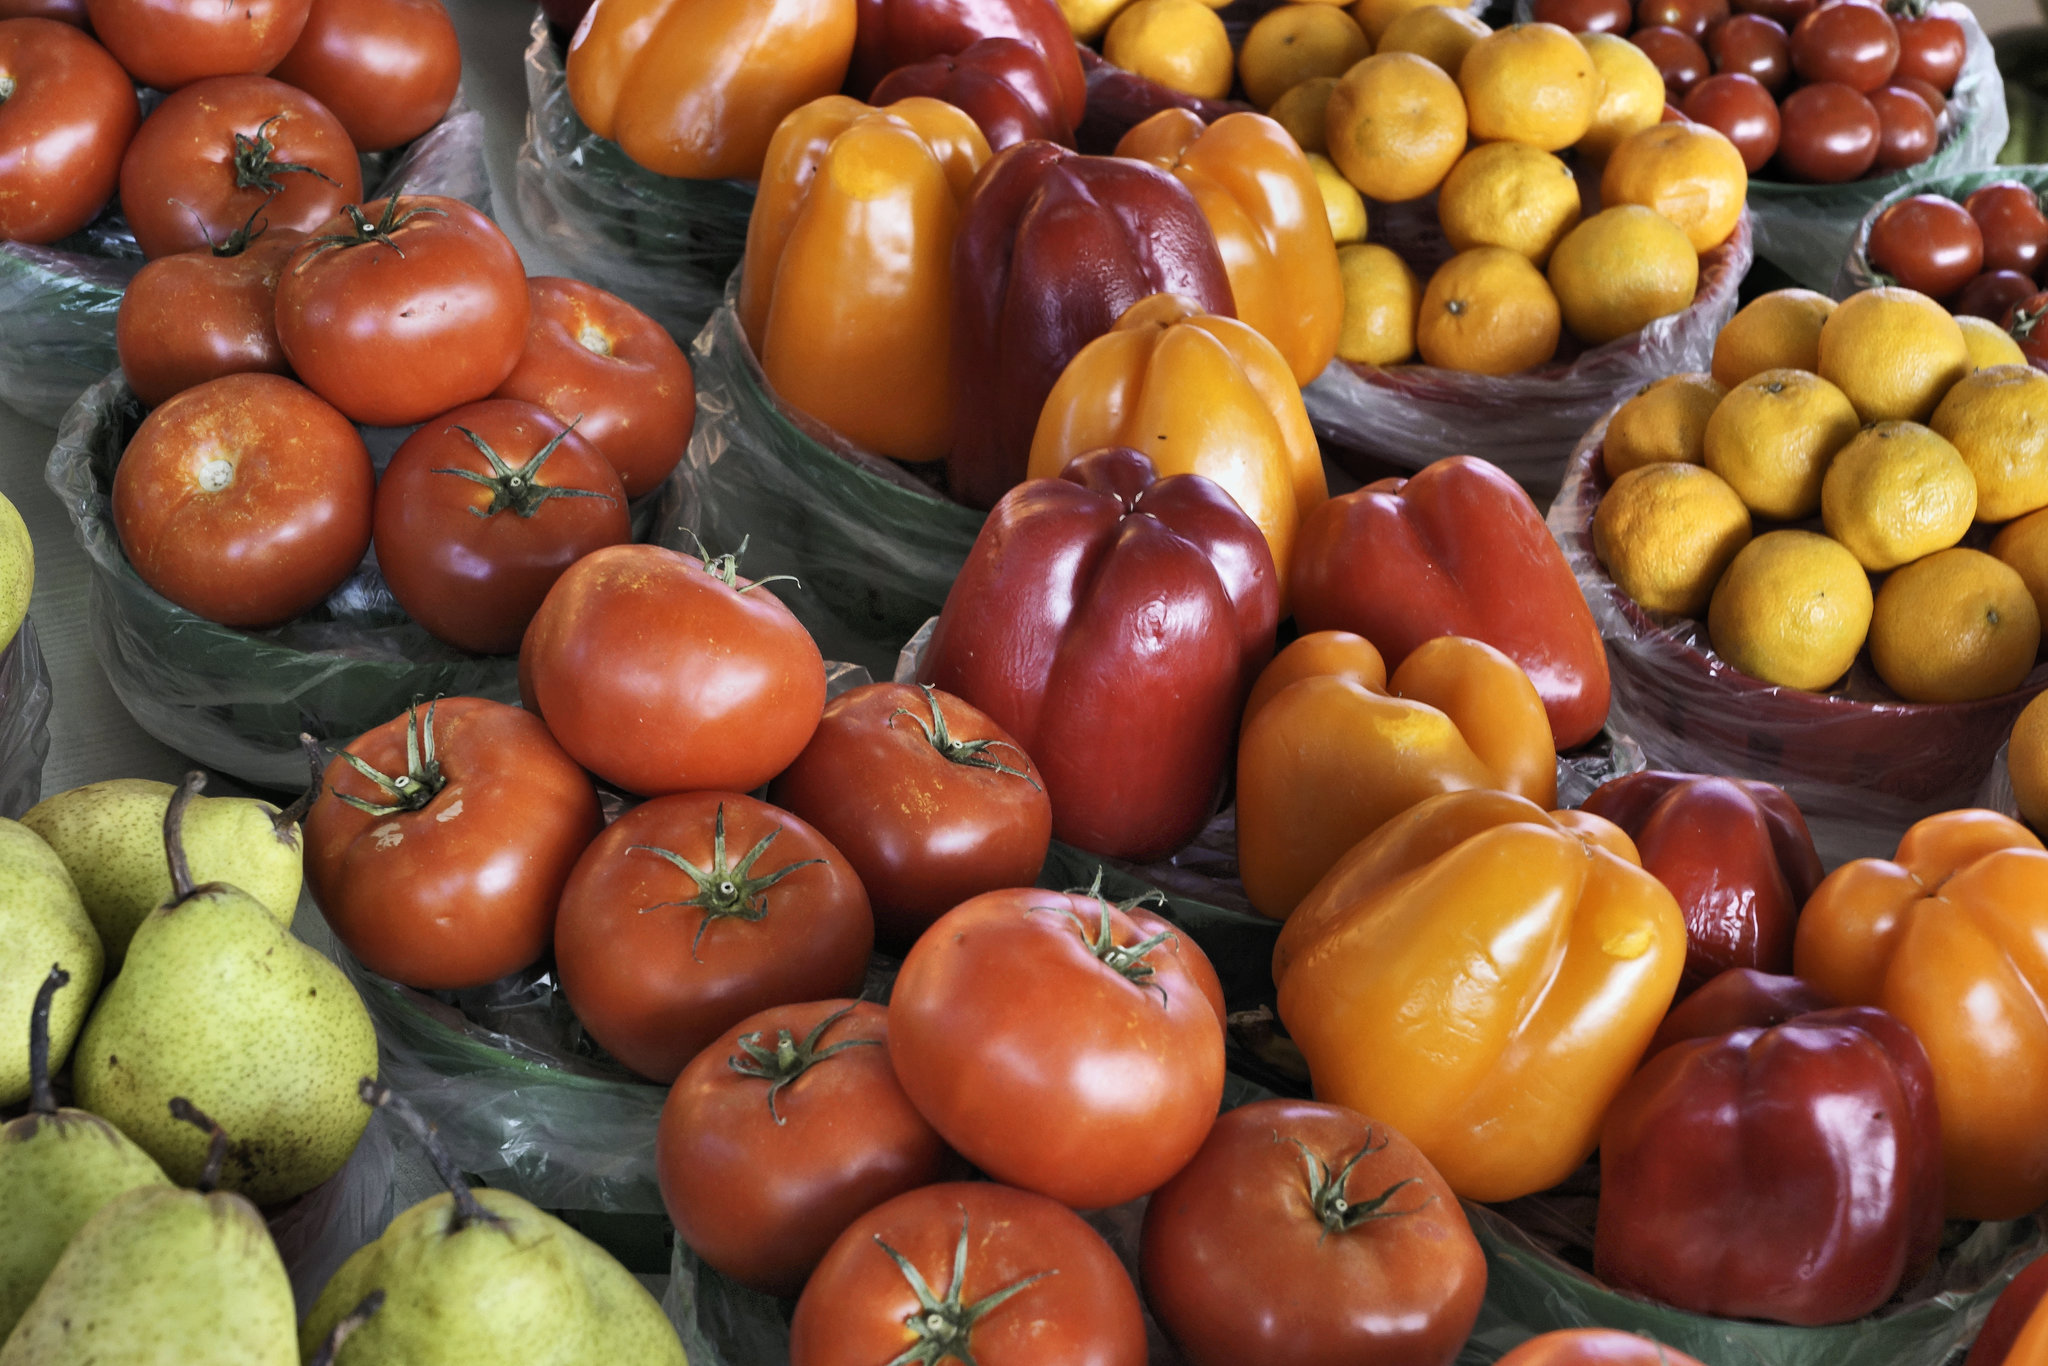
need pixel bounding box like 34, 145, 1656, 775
1795, 809, 2048, 1221
948, 141, 1234, 510
849, 0, 1085, 129
921, 446, 1277, 862
1114, 110, 1342, 388
871, 37, 1073, 150
739, 96, 989, 463
1238, 630, 1556, 920
1293, 455, 1612, 749
1274, 788, 1686, 1202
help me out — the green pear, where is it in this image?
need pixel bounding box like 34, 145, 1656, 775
0, 967, 169, 1339
0, 492, 32, 654
0, 1101, 298, 1366
23, 777, 306, 968
0, 821, 100, 1106
300, 1083, 685, 1366
73, 774, 376, 1206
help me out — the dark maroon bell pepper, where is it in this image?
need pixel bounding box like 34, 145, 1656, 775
920, 446, 1277, 862
1646, 968, 1834, 1059
849, 0, 1086, 128
1597, 1005, 1945, 1326
946, 140, 1234, 510
872, 37, 1074, 150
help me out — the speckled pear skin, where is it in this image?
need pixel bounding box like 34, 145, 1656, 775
0, 1182, 297, 1366
300, 1188, 687, 1366
0, 823, 101, 1105
0, 493, 33, 653
22, 780, 303, 968
72, 883, 376, 1206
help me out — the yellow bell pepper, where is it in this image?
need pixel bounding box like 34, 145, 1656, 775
1274, 788, 1686, 1202
739, 95, 990, 462
1114, 109, 1343, 388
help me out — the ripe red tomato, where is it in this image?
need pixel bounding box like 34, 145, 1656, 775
1789, 0, 1899, 91
0, 19, 138, 244
1123, 893, 1226, 1024
790, 1182, 1147, 1366
767, 682, 1053, 949
490, 277, 695, 499
304, 697, 600, 990
520, 542, 827, 795
267, 0, 458, 152
118, 75, 361, 260
274, 194, 529, 428
1966, 182, 2048, 277
116, 224, 303, 406
554, 791, 873, 1083
1631, 25, 1711, 94
1637, 0, 1723, 41
1732, 0, 1811, 26
1772, 81, 1879, 182
372, 400, 629, 656
0, 0, 85, 24
2011, 292, 2048, 370
1892, 10, 1963, 92
112, 372, 372, 627
1892, 72, 1946, 119
1707, 13, 1792, 93
1956, 269, 2039, 322
1867, 194, 1983, 298
1683, 73, 1781, 171
888, 887, 1224, 1209
83, 0, 310, 89
1870, 83, 1937, 172
1496, 1331, 1710, 1366
1140, 1099, 1486, 1366
656, 1000, 952, 1297
1532, 0, 1633, 31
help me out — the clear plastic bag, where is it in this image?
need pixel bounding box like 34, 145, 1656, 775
514, 12, 756, 344
1837, 165, 2048, 297
0, 89, 490, 430
265, 1102, 401, 1317
0, 618, 54, 819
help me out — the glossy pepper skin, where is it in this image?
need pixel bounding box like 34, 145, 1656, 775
1238, 630, 1556, 921
1596, 1005, 1944, 1325
1293, 456, 1612, 749
1273, 788, 1686, 1202
1646, 967, 1833, 1059
849, 0, 1084, 128
739, 96, 989, 463
871, 37, 1072, 150
1582, 771, 1824, 996
920, 446, 1277, 862
1795, 810, 2048, 1221
566, 0, 856, 180
1114, 110, 1342, 388
948, 141, 1234, 510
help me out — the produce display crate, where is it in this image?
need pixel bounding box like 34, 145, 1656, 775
1837, 165, 2048, 297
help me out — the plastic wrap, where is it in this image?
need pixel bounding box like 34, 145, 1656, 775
0, 89, 490, 430
266, 1103, 401, 1317
0, 618, 54, 820
515, 12, 756, 344
1548, 412, 2048, 868
1837, 165, 2048, 297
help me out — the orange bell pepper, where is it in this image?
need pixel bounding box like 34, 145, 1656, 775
1238, 631, 1556, 920
1793, 809, 2048, 1221
738, 96, 990, 462
1114, 110, 1342, 388
566, 0, 857, 180
1028, 292, 1326, 606
1273, 788, 1685, 1202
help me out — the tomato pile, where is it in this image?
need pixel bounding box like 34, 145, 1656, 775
1866, 183, 2048, 356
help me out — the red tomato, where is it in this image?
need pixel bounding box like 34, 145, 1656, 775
888, 887, 1224, 1209
1772, 81, 1879, 182
1707, 13, 1792, 93
83, 0, 310, 89
304, 697, 600, 990
0, 19, 138, 244
1870, 83, 1937, 171
1966, 182, 2048, 277
267, 0, 458, 152
1121, 892, 1226, 1025
111, 372, 372, 627
1789, 0, 1898, 91
1631, 25, 1711, 94
274, 194, 529, 428
1893, 72, 1946, 119
1140, 1100, 1485, 1366
1637, 0, 1722, 41
1496, 1331, 1710, 1366
2011, 292, 2048, 370
790, 1182, 1146, 1366
118, 75, 360, 260
554, 791, 873, 1083
1732, 0, 1811, 26
767, 682, 1053, 949
1893, 10, 1963, 93
1957, 270, 2040, 322
1867, 194, 1983, 298
372, 399, 629, 656
490, 277, 695, 499
0, 0, 86, 25
1683, 72, 1781, 171
1532, 0, 1633, 31
520, 542, 826, 795
115, 222, 303, 406
656, 999, 952, 1297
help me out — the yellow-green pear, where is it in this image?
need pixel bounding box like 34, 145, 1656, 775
0, 821, 100, 1106
0, 492, 31, 654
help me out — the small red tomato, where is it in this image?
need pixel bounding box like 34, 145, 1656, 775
657, 1000, 952, 1298
1497, 1332, 1711, 1366
2010, 292, 2048, 370
491, 277, 695, 499
83, 0, 310, 89
1648, 968, 1834, 1058
1790, 0, 1899, 91
1631, 25, 1712, 94
1732, 0, 1812, 25
1772, 81, 1880, 182
1533, 0, 1633, 31
1867, 193, 1983, 297
1870, 83, 1938, 171
0, 18, 139, 244
1682, 72, 1782, 171
115, 223, 304, 406
554, 791, 873, 1084
1893, 9, 1964, 92
267, 0, 460, 152
1966, 181, 2048, 277
112, 372, 372, 627
1956, 270, 2040, 321
1707, 13, 1792, 92
1637, 0, 1718, 39
305, 697, 600, 990
1892, 72, 1946, 119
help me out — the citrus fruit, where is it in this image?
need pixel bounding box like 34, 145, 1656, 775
1930, 364, 2048, 523
1707, 530, 1873, 692
1335, 243, 1421, 365
1416, 246, 1561, 375
1308, 151, 1368, 243
1993, 509, 2048, 630
1869, 548, 2039, 703
1458, 22, 1603, 152
1702, 368, 1860, 521
1348, 0, 1449, 44
1375, 2, 1489, 75
2007, 692, 2048, 832
1103, 0, 1234, 99
1437, 142, 1582, 265
1958, 314, 2029, 370
1815, 287, 1972, 423
1599, 122, 1747, 254
1324, 51, 1468, 203
1239, 4, 1372, 109
1711, 289, 1836, 388
1603, 373, 1725, 478
1577, 32, 1665, 162
1270, 76, 1339, 152
1059, 0, 1138, 42
1594, 462, 1752, 616
1548, 205, 1698, 345
1820, 421, 1978, 572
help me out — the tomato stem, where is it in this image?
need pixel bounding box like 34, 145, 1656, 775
333, 699, 447, 817
211, 195, 279, 259
888, 686, 1041, 789
307, 1291, 384, 1366
873, 1215, 1053, 1366
429, 419, 615, 520
2014, 304, 2046, 344
678, 529, 800, 595
1034, 886, 1177, 1005
162, 770, 207, 903
231, 112, 340, 196
294, 190, 446, 269
1288, 1132, 1432, 1237
727, 1004, 881, 1126
167, 1097, 232, 1194
26, 965, 67, 1117
631, 804, 824, 961
359, 1078, 504, 1232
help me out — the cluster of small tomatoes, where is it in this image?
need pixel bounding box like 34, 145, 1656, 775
1865, 183, 2048, 364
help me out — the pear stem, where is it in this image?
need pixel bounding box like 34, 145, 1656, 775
308, 1289, 384, 1366
271, 733, 326, 842
27, 964, 68, 1116
164, 771, 207, 904
168, 1097, 231, 1193
358, 1078, 503, 1232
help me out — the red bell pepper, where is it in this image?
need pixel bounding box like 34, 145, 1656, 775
920, 446, 1277, 861
1968, 1256, 2048, 1366
871, 37, 1073, 150
1292, 455, 1611, 748
1646, 968, 1834, 1059
849, 0, 1085, 128
947, 140, 1235, 510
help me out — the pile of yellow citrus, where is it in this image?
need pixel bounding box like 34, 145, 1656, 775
1594, 285, 2048, 705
